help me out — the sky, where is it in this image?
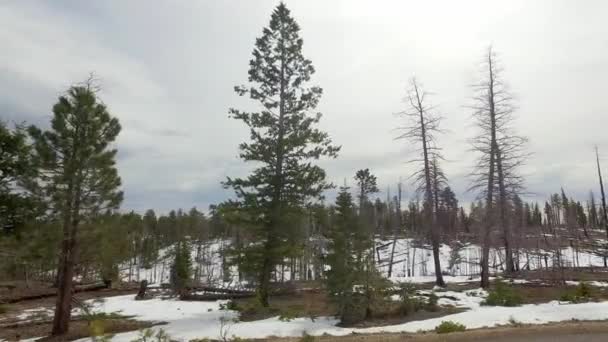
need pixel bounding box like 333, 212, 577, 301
1, 0, 608, 214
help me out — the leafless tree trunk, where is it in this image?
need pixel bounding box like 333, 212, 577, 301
469, 47, 527, 287
596, 147, 608, 239
387, 181, 403, 278
397, 78, 445, 287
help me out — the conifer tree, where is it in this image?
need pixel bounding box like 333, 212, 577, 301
171, 240, 192, 295
28, 79, 123, 335
0, 122, 38, 232
325, 186, 359, 323
224, 2, 339, 306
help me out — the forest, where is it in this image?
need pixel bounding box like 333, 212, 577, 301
2, 2, 608, 342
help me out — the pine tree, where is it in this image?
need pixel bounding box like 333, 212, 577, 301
0, 122, 38, 232
224, 3, 339, 307
325, 186, 359, 323
28, 79, 123, 335
171, 240, 192, 295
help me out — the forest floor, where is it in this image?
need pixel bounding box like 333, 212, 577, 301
4, 273, 608, 341
257, 320, 608, 342
0, 281, 148, 341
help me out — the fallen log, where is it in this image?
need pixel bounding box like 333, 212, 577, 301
2, 282, 109, 304
180, 292, 255, 301
187, 285, 253, 295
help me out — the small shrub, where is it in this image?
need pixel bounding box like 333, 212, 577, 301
396, 282, 425, 316
131, 328, 171, 342
435, 320, 466, 334
220, 300, 239, 311
426, 293, 439, 312
560, 282, 593, 303
0, 304, 9, 314
508, 315, 523, 327
482, 282, 522, 307
299, 332, 315, 342
575, 282, 592, 298
278, 307, 300, 322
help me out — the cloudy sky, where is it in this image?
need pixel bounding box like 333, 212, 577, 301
1, 1, 607, 213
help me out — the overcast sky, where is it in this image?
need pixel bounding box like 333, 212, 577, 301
2, 1, 608, 213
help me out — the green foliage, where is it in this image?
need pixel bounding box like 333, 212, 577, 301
29, 81, 124, 220
171, 240, 192, 293
435, 321, 466, 334
325, 186, 359, 322
395, 282, 429, 316
0, 304, 9, 314
560, 282, 593, 303
131, 328, 170, 342
481, 282, 522, 307
220, 300, 240, 311
223, 2, 339, 306
278, 307, 300, 322
0, 121, 39, 233
299, 333, 315, 342
426, 293, 439, 312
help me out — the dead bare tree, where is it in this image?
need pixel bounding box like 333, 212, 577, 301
595, 147, 608, 239
397, 77, 446, 287
469, 47, 528, 287
387, 180, 403, 278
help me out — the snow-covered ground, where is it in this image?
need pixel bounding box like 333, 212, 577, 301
124, 238, 608, 288
72, 238, 608, 341
76, 291, 608, 341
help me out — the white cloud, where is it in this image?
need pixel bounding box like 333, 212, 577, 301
1, 0, 607, 213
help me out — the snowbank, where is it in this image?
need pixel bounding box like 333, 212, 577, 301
81, 293, 608, 341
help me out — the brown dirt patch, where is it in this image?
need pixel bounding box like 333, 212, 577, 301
0, 317, 160, 341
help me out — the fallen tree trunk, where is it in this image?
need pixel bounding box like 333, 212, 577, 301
180, 292, 255, 301
2, 282, 110, 304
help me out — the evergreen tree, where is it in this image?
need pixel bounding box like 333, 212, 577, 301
325, 186, 359, 323
28, 80, 123, 335
170, 240, 192, 295
224, 3, 339, 306
0, 122, 38, 232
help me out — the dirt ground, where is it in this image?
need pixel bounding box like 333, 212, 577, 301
258, 321, 608, 342
0, 282, 142, 341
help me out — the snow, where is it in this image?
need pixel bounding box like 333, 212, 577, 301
74, 290, 608, 341
565, 280, 608, 288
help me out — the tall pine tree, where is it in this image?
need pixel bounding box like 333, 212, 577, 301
224, 3, 339, 306
28, 79, 123, 335
325, 186, 358, 323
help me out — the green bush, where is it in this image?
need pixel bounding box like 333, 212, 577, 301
131, 328, 170, 342
220, 300, 240, 311
278, 306, 302, 322
560, 282, 593, 303
396, 282, 424, 316
426, 293, 439, 312
0, 304, 9, 314
299, 333, 315, 342
482, 282, 522, 307
435, 320, 466, 334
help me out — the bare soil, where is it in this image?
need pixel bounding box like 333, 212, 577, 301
257, 320, 608, 342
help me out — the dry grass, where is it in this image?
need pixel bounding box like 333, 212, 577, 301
0, 318, 159, 341
256, 320, 608, 342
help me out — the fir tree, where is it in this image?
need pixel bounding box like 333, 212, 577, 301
224, 3, 339, 306
171, 240, 192, 295
28, 79, 123, 335
325, 186, 358, 323
0, 122, 38, 232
